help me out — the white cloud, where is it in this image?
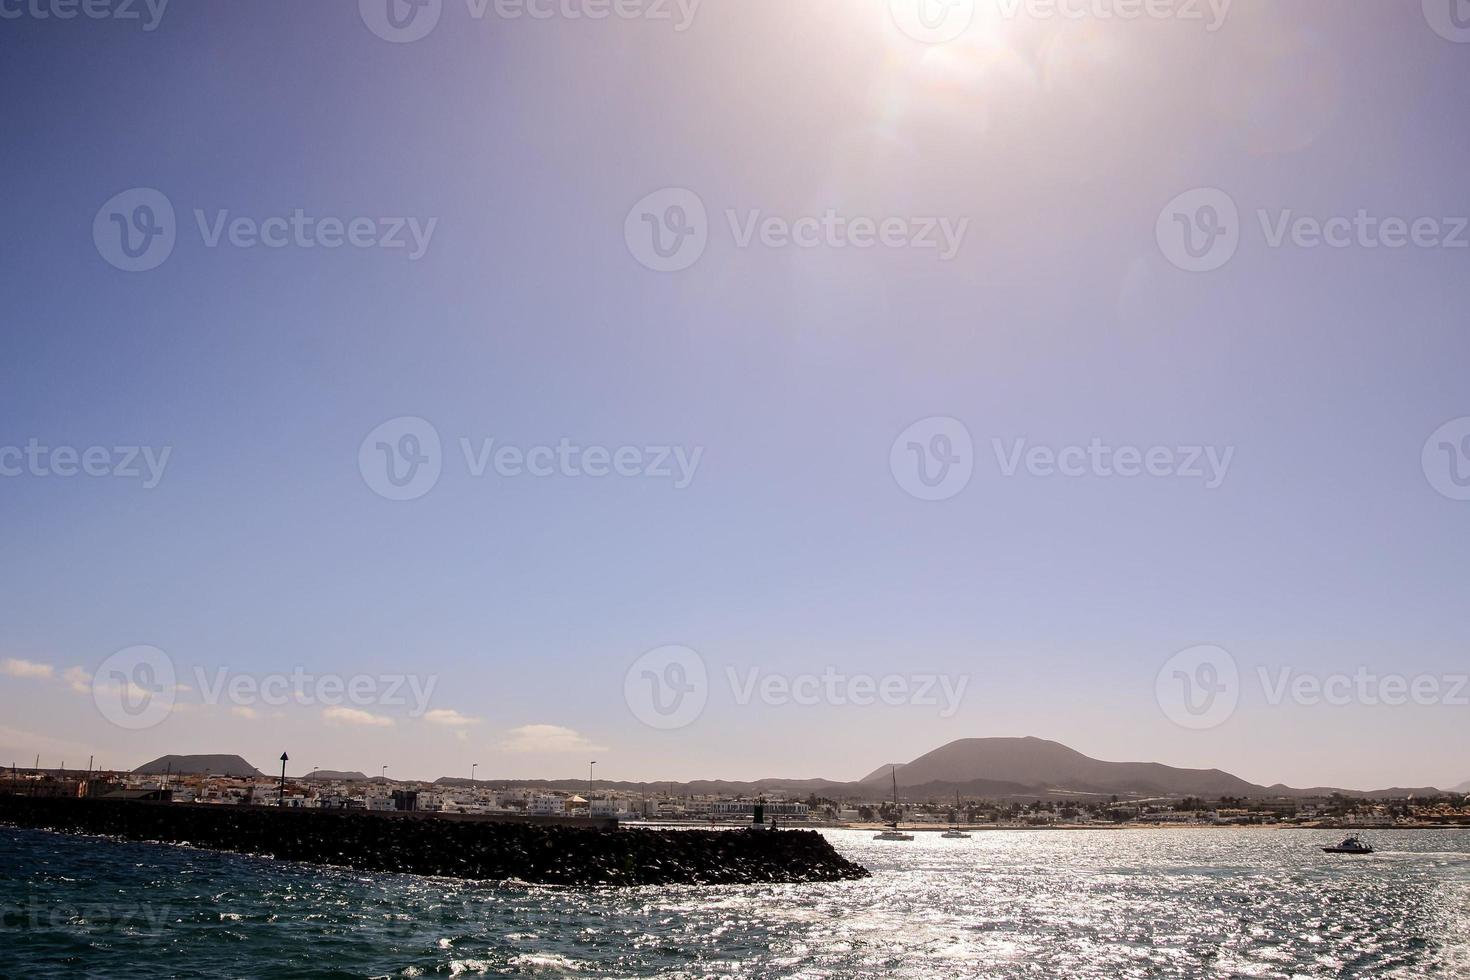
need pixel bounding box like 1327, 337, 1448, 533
499, 724, 606, 754
2, 658, 54, 680
63, 666, 92, 694
323, 706, 394, 728
424, 708, 481, 727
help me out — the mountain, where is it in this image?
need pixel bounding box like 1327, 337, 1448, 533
859, 737, 1445, 801
857, 763, 907, 783
1451, 780, 1470, 793
133, 754, 261, 777
304, 770, 368, 781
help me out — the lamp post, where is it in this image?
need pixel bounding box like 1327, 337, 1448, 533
381, 765, 388, 782
588, 760, 596, 798
471, 763, 478, 790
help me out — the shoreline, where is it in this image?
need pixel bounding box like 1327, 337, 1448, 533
835, 822, 1470, 832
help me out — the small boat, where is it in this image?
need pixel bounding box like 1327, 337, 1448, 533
874, 766, 914, 841
942, 791, 971, 839
1322, 835, 1374, 854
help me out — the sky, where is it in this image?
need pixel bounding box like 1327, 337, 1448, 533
1, 0, 1468, 792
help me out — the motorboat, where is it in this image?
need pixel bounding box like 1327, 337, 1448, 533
1322, 835, 1374, 854
874, 827, 916, 841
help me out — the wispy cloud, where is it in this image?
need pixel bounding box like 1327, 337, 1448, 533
323, 706, 394, 728
499, 724, 606, 754
424, 708, 481, 727
2, 658, 54, 680
62, 666, 92, 694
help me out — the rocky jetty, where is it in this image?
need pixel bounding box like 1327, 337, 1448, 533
0, 796, 869, 886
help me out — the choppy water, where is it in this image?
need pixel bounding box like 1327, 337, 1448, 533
4, 825, 1470, 978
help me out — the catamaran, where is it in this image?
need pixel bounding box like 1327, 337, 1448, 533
873, 766, 915, 841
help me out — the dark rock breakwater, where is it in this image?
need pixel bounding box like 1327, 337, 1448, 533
0, 796, 869, 885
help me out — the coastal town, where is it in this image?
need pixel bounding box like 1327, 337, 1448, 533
9, 766, 1470, 831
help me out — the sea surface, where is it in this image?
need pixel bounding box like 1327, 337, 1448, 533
3, 825, 1470, 978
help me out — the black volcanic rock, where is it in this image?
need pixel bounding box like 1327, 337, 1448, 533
0, 796, 869, 887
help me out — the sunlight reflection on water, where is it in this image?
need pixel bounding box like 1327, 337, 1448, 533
4, 827, 1469, 977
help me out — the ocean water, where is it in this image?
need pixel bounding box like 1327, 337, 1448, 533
4, 825, 1469, 978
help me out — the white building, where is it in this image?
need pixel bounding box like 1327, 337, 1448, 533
709, 801, 810, 819
529, 795, 565, 816
589, 798, 638, 818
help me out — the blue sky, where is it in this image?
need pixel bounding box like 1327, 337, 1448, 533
2, 0, 1468, 790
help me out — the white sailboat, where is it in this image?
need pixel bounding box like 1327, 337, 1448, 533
873, 766, 915, 841
942, 791, 971, 839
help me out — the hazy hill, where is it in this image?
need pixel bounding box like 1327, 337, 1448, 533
304, 770, 368, 781
858, 763, 908, 783
868, 737, 1262, 797
858, 737, 1445, 800
1454, 780, 1470, 793
133, 754, 260, 777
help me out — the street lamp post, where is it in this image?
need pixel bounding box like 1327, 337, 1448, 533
589, 761, 596, 797
471, 763, 478, 790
